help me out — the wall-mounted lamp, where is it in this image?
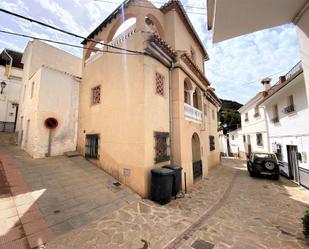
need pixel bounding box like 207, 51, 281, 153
1, 81, 7, 94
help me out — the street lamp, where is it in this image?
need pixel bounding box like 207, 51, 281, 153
1, 81, 7, 94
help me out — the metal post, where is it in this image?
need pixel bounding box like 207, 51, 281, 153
47, 129, 52, 157
184, 172, 187, 194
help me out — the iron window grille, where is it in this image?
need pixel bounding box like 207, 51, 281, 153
209, 136, 215, 151
243, 135, 246, 143
85, 134, 99, 159
283, 105, 295, 114
91, 85, 101, 104
154, 132, 170, 163
155, 72, 165, 96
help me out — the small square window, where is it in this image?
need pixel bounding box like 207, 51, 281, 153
154, 132, 170, 163
155, 72, 165, 96
91, 85, 101, 104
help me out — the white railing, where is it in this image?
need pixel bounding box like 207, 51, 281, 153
184, 103, 203, 124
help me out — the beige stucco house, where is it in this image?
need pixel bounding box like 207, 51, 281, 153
17, 40, 82, 158
78, 0, 221, 197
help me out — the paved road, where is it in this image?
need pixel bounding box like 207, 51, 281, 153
0, 145, 139, 249
45, 158, 309, 249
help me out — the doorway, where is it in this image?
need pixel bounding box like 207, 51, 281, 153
192, 133, 202, 180
287, 145, 299, 183
247, 135, 252, 156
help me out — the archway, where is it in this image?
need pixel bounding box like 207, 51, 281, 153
144, 14, 165, 38
112, 17, 137, 40
192, 133, 202, 180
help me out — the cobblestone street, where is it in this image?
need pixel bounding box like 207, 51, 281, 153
1, 145, 309, 249
45, 158, 309, 249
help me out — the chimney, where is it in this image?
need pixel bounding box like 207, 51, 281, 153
279, 75, 286, 84
261, 77, 271, 93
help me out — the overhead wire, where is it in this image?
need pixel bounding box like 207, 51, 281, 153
93, 0, 207, 15
0, 30, 144, 56
0, 8, 144, 55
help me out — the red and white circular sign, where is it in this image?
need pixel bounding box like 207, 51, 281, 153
44, 117, 58, 129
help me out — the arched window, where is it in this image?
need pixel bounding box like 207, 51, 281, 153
112, 18, 137, 40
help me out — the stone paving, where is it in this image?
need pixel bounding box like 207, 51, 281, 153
0, 145, 139, 249
45, 158, 309, 249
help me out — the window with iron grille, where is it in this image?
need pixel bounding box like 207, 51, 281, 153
154, 132, 170, 163
209, 136, 215, 151
85, 134, 99, 159
256, 133, 263, 146
91, 85, 101, 104
155, 72, 165, 96
243, 135, 246, 143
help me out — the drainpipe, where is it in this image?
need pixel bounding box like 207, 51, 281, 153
4, 49, 13, 78
169, 62, 175, 165
144, 43, 174, 164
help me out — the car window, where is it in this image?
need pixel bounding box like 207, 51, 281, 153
254, 153, 275, 160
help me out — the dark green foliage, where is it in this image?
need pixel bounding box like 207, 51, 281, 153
302, 210, 309, 238
219, 99, 243, 134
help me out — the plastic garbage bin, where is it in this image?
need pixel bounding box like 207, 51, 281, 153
163, 165, 182, 196
151, 168, 174, 205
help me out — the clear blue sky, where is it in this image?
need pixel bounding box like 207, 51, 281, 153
0, 0, 301, 104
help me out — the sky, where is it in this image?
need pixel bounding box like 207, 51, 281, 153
0, 0, 301, 104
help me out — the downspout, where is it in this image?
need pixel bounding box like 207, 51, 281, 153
169, 62, 175, 165
144, 43, 175, 164
4, 49, 13, 78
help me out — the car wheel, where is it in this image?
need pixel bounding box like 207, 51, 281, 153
273, 174, 279, 180
264, 161, 275, 171
249, 171, 255, 177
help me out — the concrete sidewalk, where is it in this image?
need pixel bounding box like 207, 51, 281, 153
0, 145, 139, 249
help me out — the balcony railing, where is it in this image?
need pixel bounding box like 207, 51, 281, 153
271, 117, 279, 123
184, 103, 203, 123
285, 61, 302, 80
283, 105, 295, 114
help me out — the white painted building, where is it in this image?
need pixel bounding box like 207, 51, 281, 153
0, 49, 23, 133
17, 40, 82, 158
238, 89, 270, 159
207, 0, 309, 123
219, 131, 228, 157
227, 129, 240, 157
259, 62, 309, 188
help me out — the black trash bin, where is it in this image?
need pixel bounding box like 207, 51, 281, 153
163, 165, 182, 196
151, 168, 174, 205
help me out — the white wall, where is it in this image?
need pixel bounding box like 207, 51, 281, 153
219, 134, 228, 156
18, 40, 81, 158
264, 73, 309, 172
0, 65, 22, 124
20, 67, 80, 158
238, 95, 269, 157
228, 131, 240, 154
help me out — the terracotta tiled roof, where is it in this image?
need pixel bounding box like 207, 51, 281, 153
180, 52, 210, 87
258, 62, 303, 105
0, 49, 23, 69
148, 33, 177, 59
160, 0, 208, 59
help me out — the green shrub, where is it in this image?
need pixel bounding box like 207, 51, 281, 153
302, 210, 309, 238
